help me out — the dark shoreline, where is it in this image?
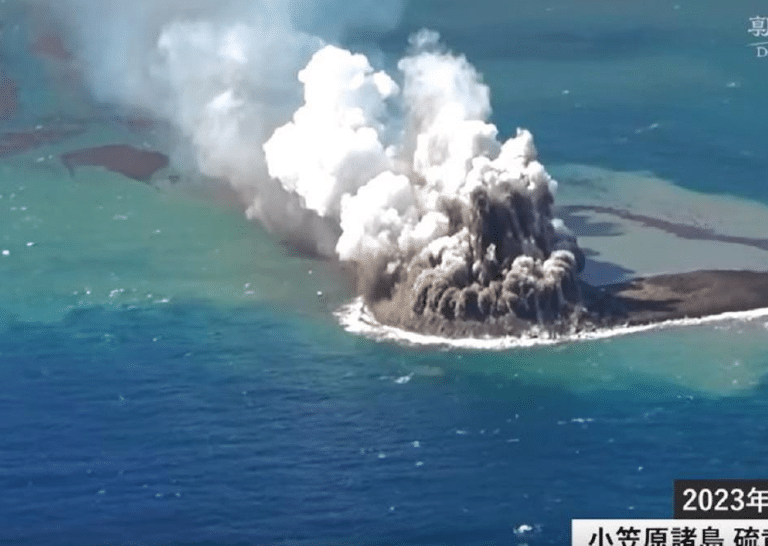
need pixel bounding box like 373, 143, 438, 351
368, 269, 768, 338
589, 269, 768, 326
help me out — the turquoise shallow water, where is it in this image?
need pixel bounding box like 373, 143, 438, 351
2, 1, 768, 544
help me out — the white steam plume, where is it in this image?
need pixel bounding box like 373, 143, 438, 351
263, 30, 559, 267
260, 29, 587, 336
28, 0, 404, 254
30, 0, 570, 294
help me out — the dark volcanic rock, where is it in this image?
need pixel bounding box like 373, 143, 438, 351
594, 269, 768, 326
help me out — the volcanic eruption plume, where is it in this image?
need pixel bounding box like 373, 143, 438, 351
29, 1, 588, 336
264, 30, 587, 336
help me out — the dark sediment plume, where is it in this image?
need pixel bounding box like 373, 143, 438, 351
0, 124, 86, 157
562, 204, 768, 253
0, 121, 168, 184
61, 144, 169, 182
0, 69, 18, 120
0, 20, 18, 120
29, 32, 72, 61
111, 115, 157, 133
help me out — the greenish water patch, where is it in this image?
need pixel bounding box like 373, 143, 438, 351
0, 155, 349, 324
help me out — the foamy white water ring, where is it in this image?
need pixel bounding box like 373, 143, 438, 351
335, 296, 768, 350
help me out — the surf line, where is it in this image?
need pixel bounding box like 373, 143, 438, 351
334, 296, 768, 351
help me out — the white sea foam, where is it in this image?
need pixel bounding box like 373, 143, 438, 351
335, 296, 768, 350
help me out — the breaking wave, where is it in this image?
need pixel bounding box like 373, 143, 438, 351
335, 296, 768, 350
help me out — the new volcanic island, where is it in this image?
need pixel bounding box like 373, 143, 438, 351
356, 148, 768, 339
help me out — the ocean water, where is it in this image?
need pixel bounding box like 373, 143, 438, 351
2, 1, 768, 545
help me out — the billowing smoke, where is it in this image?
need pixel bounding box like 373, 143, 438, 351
28, 0, 405, 255
30, 1, 586, 335
263, 30, 586, 335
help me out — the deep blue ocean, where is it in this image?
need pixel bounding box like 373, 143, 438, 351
2, 1, 768, 545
